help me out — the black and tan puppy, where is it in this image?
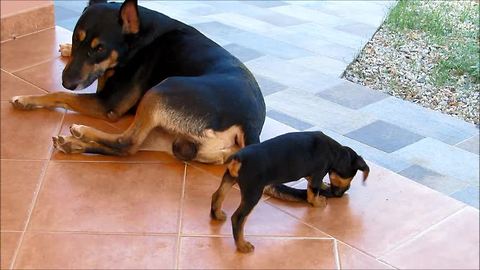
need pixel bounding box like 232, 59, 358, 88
210, 131, 370, 253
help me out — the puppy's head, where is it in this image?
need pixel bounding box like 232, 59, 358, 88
62, 0, 140, 90
329, 147, 370, 197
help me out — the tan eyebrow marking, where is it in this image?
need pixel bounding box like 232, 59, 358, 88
91, 38, 100, 48
78, 30, 86, 42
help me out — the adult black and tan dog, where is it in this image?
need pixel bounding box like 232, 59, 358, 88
10, 0, 266, 164
210, 131, 370, 252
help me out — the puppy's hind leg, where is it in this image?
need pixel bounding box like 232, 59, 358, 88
231, 185, 263, 253
211, 171, 237, 221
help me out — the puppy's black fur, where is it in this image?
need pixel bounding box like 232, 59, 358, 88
210, 131, 369, 253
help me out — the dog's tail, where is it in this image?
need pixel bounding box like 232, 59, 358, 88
263, 184, 307, 202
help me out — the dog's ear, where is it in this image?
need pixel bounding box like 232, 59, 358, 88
88, 0, 107, 6
119, 0, 140, 34
355, 156, 370, 183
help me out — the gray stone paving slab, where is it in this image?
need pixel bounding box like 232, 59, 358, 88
267, 110, 314, 131
288, 56, 348, 77
54, 5, 80, 21
451, 186, 479, 209
272, 5, 351, 27
345, 120, 424, 153
246, 56, 343, 93
254, 75, 287, 96
266, 88, 377, 134
56, 17, 78, 32
398, 165, 468, 196
315, 43, 359, 63
202, 1, 306, 27
266, 29, 332, 53
223, 43, 264, 62
392, 138, 480, 184
316, 80, 389, 109
205, 12, 281, 35
312, 127, 412, 172
286, 23, 368, 50
244, 1, 288, 8
456, 135, 480, 155
361, 97, 479, 145
335, 22, 380, 40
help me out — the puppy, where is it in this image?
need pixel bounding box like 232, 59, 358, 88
210, 131, 369, 253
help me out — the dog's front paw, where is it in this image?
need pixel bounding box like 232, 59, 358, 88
69, 124, 87, 140
10, 96, 36, 110
236, 241, 255, 253
310, 195, 327, 208
53, 135, 84, 154
59, 43, 72, 57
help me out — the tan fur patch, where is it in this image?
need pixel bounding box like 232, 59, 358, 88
77, 30, 86, 42
97, 69, 115, 92
329, 171, 352, 188
307, 184, 327, 207
227, 159, 242, 177
80, 50, 119, 82
91, 38, 100, 48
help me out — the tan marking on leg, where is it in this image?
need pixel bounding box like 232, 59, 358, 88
234, 215, 254, 253
307, 185, 327, 208
211, 172, 236, 221
227, 159, 242, 177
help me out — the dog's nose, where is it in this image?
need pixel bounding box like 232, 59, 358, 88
62, 80, 79, 90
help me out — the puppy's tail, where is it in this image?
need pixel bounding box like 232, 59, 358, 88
263, 184, 307, 202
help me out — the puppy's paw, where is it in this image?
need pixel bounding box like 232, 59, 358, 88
10, 96, 36, 110
310, 195, 327, 208
53, 135, 84, 154
59, 43, 72, 57
236, 241, 255, 253
210, 209, 227, 221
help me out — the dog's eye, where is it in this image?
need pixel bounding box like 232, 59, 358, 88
95, 45, 105, 53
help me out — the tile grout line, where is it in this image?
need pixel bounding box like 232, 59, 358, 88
9, 56, 63, 76
377, 205, 468, 261
336, 239, 398, 270
8, 160, 50, 269
333, 239, 341, 270
0, 26, 56, 44
182, 234, 335, 239
1, 68, 49, 94
174, 163, 188, 269
9, 110, 65, 269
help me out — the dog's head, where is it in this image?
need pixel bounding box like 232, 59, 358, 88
329, 147, 370, 197
62, 0, 140, 90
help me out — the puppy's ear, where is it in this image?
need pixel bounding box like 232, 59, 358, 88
355, 156, 370, 183
119, 0, 140, 34
88, 0, 107, 6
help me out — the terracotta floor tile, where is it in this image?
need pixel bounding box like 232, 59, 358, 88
1, 160, 46, 231
1, 232, 21, 269
51, 112, 180, 163
179, 236, 336, 269
29, 162, 184, 233
337, 242, 393, 269
181, 166, 326, 237
267, 162, 465, 257
188, 162, 227, 178
13, 57, 97, 93
1, 70, 47, 101
15, 232, 176, 269
381, 207, 479, 269
1, 101, 64, 159
1, 27, 71, 72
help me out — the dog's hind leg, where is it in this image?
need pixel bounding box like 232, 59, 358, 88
211, 171, 237, 221
231, 185, 263, 253
59, 90, 162, 155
